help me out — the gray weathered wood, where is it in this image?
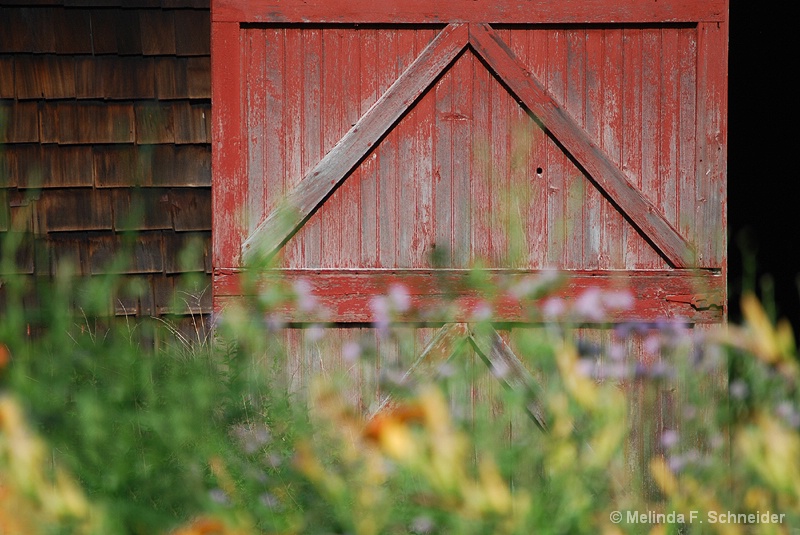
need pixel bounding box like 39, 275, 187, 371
241, 23, 469, 265
468, 23, 695, 268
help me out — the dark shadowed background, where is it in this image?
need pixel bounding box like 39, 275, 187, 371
728, 3, 797, 327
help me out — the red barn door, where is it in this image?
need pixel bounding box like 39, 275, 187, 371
211, 0, 728, 419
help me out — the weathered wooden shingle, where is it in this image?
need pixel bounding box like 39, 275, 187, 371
169, 188, 211, 231
75, 56, 155, 99
2, 2, 212, 324
140, 9, 176, 55
174, 9, 210, 56
135, 101, 175, 144
42, 101, 136, 144
114, 8, 143, 55
172, 100, 209, 143
0, 57, 14, 98
0, 232, 34, 274
163, 230, 209, 273
39, 188, 113, 232
15, 55, 76, 100
7, 190, 38, 235
93, 145, 153, 187
186, 57, 210, 98
0, 189, 8, 231
112, 187, 173, 231
0, 149, 14, 188
151, 144, 210, 186
12, 145, 94, 188
0, 8, 56, 53
48, 232, 90, 276
0, 100, 40, 143
88, 8, 119, 54
155, 56, 210, 99
88, 231, 164, 274
53, 7, 93, 54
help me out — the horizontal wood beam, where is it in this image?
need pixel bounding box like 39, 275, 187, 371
214, 0, 726, 24
468, 23, 695, 268
240, 23, 469, 265
214, 268, 724, 323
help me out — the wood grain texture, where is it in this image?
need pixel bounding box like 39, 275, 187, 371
214, 0, 726, 24
241, 23, 469, 265
215, 268, 724, 323
211, 21, 246, 270
468, 23, 694, 268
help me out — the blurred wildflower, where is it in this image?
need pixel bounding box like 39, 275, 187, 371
231, 423, 272, 455
776, 401, 800, 429
574, 287, 605, 322
293, 278, 318, 312
542, 297, 566, 320
370, 296, 391, 335
729, 379, 748, 400
388, 283, 411, 313
0, 395, 104, 534
660, 429, 680, 449
410, 515, 435, 534
342, 341, 362, 364
304, 323, 325, 343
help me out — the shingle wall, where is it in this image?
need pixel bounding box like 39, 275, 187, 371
0, 1, 212, 336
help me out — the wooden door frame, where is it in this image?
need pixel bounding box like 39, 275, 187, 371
211, 0, 728, 323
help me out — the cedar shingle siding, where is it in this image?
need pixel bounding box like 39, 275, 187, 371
0, 1, 212, 336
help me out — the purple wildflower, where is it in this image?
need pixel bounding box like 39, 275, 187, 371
574, 287, 605, 322
542, 297, 566, 320
388, 283, 411, 313
293, 278, 317, 312
342, 341, 362, 364
661, 429, 679, 449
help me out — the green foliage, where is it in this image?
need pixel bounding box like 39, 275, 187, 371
2, 236, 800, 535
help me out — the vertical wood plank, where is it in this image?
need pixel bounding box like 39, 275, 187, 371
245, 28, 267, 235
696, 19, 728, 268
640, 27, 665, 268
303, 28, 323, 268
360, 29, 380, 268
451, 51, 472, 268
489, 28, 510, 267
264, 27, 286, 250
395, 29, 417, 267
565, 28, 586, 270
622, 28, 643, 269
283, 28, 306, 268
321, 28, 345, 268
471, 35, 492, 264
211, 21, 245, 273
677, 28, 698, 243
527, 29, 549, 268
546, 28, 566, 267
341, 29, 363, 267
434, 44, 454, 266
600, 28, 625, 269
584, 28, 603, 270
507, 29, 533, 268
659, 29, 679, 237
377, 29, 398, 268
412, 28, 437, 268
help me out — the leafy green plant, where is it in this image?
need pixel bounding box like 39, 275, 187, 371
2, 230, 800, 534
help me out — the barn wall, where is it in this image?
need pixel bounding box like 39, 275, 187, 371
0, 1, 212, 338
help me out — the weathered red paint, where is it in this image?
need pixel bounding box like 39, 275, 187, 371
214, 268, 724, 323
212, 0, 727, 24
212, 4, 728, 323
210, 4, 729, 462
